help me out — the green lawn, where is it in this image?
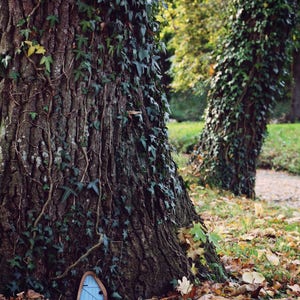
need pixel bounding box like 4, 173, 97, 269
167, 121, 204, 153
261, 123, 300, 174
167, 121, 300, 175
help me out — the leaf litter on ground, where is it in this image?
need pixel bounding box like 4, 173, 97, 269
155, 164, 300, 300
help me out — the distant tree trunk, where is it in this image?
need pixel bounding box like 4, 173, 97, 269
191, 0, 296, 198
290, 49, 300, 122
0, 1, 225, 299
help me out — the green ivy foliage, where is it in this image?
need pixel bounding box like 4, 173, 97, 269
192, 0, 297, 197
4, 0, 175, 297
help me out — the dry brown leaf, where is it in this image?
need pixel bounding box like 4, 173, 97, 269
26, 289, 44, 299
266, 252, 280, 266
264, 227, 277, 237
229, 283, 262, 297
254, 203, 264, 217
276, 214, 286, 220
240, 234, 255, 241
287, 284, 300, 294
187, 247, 205, 260
197, 294, 228, 300
242, 271, 265, 284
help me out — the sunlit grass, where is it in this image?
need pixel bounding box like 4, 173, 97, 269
167, 121, 204, 153
260, 123, 300, 174
168, 121, 300, 175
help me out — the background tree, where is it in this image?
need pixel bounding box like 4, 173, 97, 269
0, 0, 225, 299
192, 0, 297, 197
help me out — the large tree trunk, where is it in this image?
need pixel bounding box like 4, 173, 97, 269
0, 1, 224, 299
192, 0, 296, 198
290, 49, 300, 122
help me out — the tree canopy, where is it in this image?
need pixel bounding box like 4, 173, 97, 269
160, 0, 230, 92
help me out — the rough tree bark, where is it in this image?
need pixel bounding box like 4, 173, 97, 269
0, 1, 224, 299
290, 49, 300, 122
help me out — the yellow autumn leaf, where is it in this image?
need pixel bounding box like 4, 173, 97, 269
24, 40, 33, 46
27, 45, 36, 57
24, 40, 46, 56
35, 44, 46, 55
191, 262, 198, 275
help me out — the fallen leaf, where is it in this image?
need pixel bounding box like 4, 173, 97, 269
240, 234, 255, 241
197, 294, 228, 300
254, 203, 264, 216
242, 271, 265, 284
187, 247, 205, 260
176, 276, 193, 296
287, 284, 300, 293
266, 252, 280, 266
27, 289, 44, 299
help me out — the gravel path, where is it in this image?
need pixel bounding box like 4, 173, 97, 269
255, 169, 300, 208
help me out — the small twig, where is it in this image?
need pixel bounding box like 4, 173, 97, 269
51, 236, 103, 280
27, 0, 42, 22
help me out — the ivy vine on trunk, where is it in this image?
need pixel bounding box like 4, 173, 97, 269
0, 0, 225, 299
192, 0, 297, 198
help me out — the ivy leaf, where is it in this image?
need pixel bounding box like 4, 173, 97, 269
76, 34, 88, 48
24, 41, 34, 56
1, 55, 11, 68
208, 232, 221, 249
60, 186, 77, 202
87, 179, 100, 196
190, 222, 207, 243
46, 15, 59, 27
27, 46, 36, 57
29, 112, 38, 120
40, 55, 53, 73
133, 61, 144, 77
111, 292, 122, 299
35, 44, 46, 55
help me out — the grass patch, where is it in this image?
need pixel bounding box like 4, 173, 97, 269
260, 123, 300, 174
167, 121, 300, 175
167, 121, 204, 153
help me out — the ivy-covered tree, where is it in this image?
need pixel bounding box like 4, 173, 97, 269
0, 1, 225, 299
192, 0, 296, 197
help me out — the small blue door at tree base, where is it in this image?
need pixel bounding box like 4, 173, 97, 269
78, 274, 105, 300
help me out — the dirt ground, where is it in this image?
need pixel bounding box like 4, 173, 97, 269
255, 169, 300, 208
